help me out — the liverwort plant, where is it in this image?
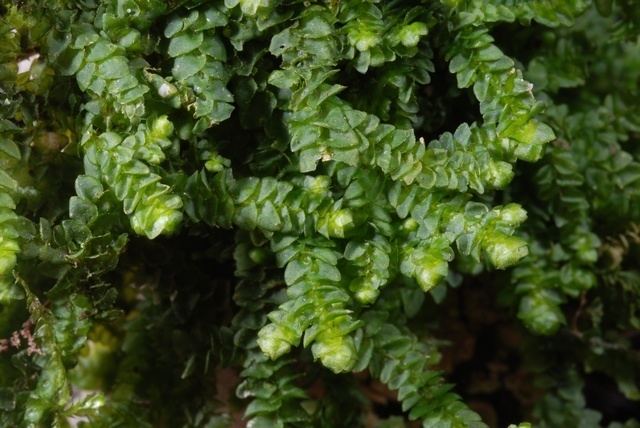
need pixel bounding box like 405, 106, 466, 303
0, 0, 639, 426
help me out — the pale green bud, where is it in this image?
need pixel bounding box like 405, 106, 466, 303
131, 202, 183, 239
325, 209, 354, 238
150, 115, 174, 140
257, 323, 292, 360
488, 160, 514, 189
401, 218, 419, 233
348, 25, 380, 51
311, 335, 356, 373
350, 277, 379, 304
499, 203, 527, 226
415, 254, 448, 292
157, 82, 177, 98
396, 22, 428, 47
518, 292, 565, 335
485, 234, 528, 269
355, 287, 378, 304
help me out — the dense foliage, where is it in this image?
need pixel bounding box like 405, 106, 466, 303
0, 0, 639, 426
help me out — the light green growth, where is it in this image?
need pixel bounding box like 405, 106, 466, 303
1, 0, 638, 427
81, 118, 183, 239
258, 237, 360, 373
